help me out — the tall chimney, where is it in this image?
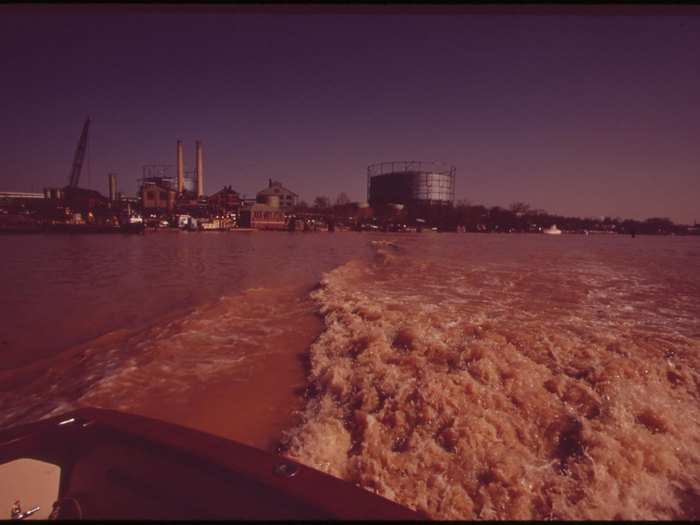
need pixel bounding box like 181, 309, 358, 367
108, 173, 117, 202
177, 140, 185, 194
195, 141, 204, 197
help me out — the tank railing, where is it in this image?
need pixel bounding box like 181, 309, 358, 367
367, 161, 455, 177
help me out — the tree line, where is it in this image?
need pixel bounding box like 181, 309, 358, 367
294, 195, 697, 235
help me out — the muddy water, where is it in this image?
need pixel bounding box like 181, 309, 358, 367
280, 235, 700, 520
2, 232, 699, 519
0, 232, 374, 450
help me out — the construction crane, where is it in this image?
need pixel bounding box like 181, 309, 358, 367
68, 117, 90, 188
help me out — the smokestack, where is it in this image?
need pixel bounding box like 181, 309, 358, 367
177, 140, 185, 194
195, 141, 204, 197
108, 173, 117, 202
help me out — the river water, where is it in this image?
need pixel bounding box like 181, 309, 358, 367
1, 232, 699, 519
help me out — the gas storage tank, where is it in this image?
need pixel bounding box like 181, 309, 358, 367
367, 161, 455, 209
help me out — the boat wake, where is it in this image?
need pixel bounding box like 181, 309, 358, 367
281, 239, 700, 520
0, 285, 316, 441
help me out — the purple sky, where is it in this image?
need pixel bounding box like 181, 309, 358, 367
1, 5, 699, 223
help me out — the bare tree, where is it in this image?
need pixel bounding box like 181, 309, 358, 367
509, 201, 531, 215
313, 196, 331, 209
335, 192, 351, 206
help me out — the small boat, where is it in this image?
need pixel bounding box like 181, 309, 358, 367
0, 408, 423, 520
543, 224, 562, 235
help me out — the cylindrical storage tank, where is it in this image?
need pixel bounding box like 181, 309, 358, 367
408, 171, 454, 202
266, 195, 280, 208
367, 161, 455, 209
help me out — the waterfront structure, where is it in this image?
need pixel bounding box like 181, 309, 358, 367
0, 191, 47, 217
33, 117, 108, 215
241, 197, 257, 208
238, 203, 286, 230
208, 186, 241, 223
141, 178, 176, 212
367, 161, 455, 216
208, 186, 241, 211
52, 186, 109, 214
1, 191, 44, 201
256, 180, 298, 211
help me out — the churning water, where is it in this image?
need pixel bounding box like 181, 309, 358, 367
1, 232, 699, 519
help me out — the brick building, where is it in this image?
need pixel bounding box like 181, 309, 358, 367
141, 178, 176, 212
208, 185, 241, 212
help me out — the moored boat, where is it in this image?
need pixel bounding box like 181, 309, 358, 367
543, 224, 562, 235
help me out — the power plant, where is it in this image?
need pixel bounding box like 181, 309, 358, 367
138, 139, 205, 213
2, 119, 455, 234
3, 117, 697, 235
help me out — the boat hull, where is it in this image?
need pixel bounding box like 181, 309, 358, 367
0, 408, 422, 520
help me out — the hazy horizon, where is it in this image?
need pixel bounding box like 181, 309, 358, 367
1, 6, 698, 223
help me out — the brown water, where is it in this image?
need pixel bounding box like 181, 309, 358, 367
1, 232, 699, 519
0, 232, 373, 450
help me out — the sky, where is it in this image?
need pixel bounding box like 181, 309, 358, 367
1, 5, 699, 223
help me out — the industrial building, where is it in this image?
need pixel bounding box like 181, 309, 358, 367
140, 177, 177, 212
256, 180, 298, 211
238, 203, 286, 230
367, 161, 455, 216
0, 119, 238, 232
42, 117, 111, 215
0, 191, 44, 200
33, 118, 135, 229
0, 191, 45, 211
137, 139, 207, 214
208, 186, 241, 213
